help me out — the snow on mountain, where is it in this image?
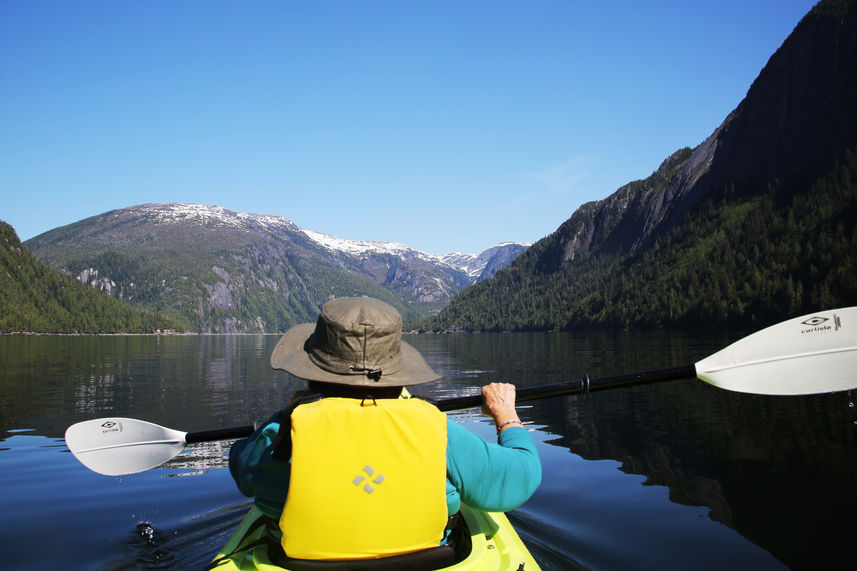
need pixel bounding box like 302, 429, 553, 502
300, 228, 444, 265
441, 252, 483, 278
298, 226, 531, 282
138, 204, 528, 280
138, 203, 300, 233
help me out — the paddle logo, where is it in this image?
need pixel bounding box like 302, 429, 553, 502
353, 465, 385, 494
800, 313, 841, 335
100, 420, 121, 434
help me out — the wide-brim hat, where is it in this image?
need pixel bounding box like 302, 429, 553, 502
270, 297, 440, 387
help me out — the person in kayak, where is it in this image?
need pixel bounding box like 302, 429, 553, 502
228, 297, 541, 563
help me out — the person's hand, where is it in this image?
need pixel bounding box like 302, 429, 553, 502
482, 382, 523, 433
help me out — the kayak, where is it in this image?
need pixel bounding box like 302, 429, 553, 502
211, 504, 541, 570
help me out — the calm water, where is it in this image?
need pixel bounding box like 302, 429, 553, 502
1, 332, 855, 570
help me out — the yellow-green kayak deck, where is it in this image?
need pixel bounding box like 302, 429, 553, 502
212, 504, 540, 570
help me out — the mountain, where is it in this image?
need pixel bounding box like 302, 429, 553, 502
0, 221, 181, 333
24, 203, 523, 333
415, 0, 857, 332
441, 242, 531, 282
300, 230, 528, 284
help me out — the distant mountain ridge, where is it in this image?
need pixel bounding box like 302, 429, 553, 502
25, 203, 528, 333
299, 227, 528, 281
416, 0, 857, 332
441, 242, 532, 282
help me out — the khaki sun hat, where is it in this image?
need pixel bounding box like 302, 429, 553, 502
270, 297, 440, 387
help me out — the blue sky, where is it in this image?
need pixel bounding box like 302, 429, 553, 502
1, 0, 818, 256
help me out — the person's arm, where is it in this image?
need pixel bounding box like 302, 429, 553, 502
446, 383, 541, 512
228, 411, 292, 518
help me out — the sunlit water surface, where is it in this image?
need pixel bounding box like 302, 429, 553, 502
1, 332, 854, 569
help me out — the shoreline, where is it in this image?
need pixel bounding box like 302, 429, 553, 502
0, 331, 284, 337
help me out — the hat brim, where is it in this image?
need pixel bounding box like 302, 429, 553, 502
270, 322, 440, 387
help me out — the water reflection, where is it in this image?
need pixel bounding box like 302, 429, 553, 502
409, 331, 857, 570
0, 334, 292, 439
2, 332, 856, 570
156, 440, 232, 477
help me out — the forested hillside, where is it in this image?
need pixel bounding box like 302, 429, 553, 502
412, 0, 857, 332
0, 221, 181, 333
414, 148, 857, 331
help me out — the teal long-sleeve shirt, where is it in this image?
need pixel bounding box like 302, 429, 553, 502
229, 410, 541, 520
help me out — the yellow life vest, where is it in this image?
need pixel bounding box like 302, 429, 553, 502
280, 397, 448, 560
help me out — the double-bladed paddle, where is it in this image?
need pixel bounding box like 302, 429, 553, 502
65, 307, 856, 476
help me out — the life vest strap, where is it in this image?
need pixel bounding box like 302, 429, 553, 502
272, 390, 323, 462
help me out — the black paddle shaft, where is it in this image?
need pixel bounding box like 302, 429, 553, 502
182, 365, 696, 443
186, 424, 255, 444
428, 365, 697, 412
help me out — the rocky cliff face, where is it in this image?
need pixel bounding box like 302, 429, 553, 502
709, 0, 857, 190
527, 0, 857, 274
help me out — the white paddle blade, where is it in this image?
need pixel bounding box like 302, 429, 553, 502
65, 417, 188, 476
695, 307, 857, 395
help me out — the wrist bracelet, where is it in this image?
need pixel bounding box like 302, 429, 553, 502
496, 419, 523, 433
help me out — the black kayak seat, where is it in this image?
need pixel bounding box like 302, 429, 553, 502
271, 544, 457, 571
